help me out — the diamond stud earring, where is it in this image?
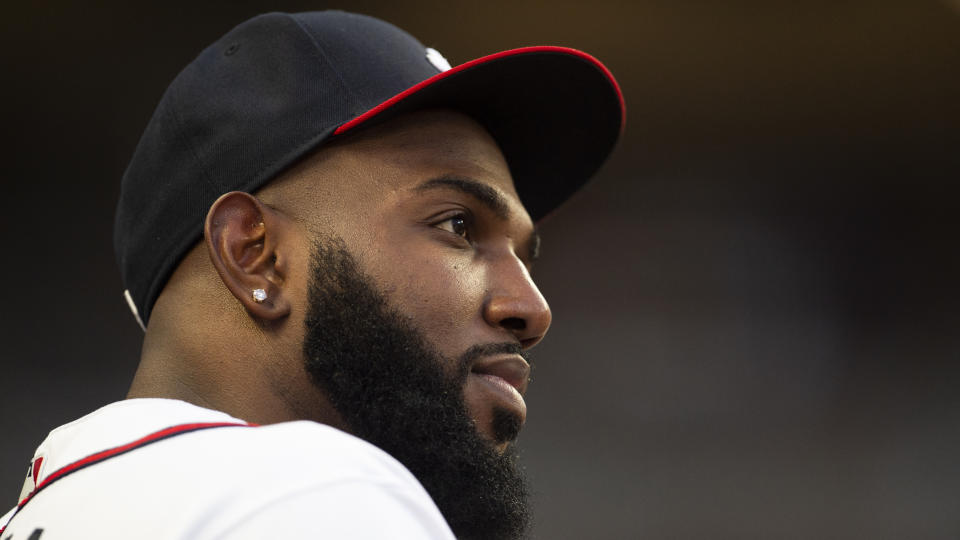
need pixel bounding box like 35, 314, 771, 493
252, 288, 267, 303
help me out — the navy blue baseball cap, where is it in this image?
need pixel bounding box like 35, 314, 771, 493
115, 10, 625, 329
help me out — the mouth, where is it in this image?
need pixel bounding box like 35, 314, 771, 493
467, 353, 531, 442
470, 353, 530, 395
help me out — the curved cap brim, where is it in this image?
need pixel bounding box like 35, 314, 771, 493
332, 46, 626, 222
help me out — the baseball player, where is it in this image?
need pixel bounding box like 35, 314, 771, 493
1, 10, 623, 539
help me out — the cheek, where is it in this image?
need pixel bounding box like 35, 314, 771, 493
279, 236, 315, 343
367, 242, 484, 349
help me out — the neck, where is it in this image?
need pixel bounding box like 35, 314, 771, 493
128, 326, 348, 430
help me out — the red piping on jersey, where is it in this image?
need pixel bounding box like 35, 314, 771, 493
31, 457, 43, 486
1, 421, 253, 535
333, 45, 627, 137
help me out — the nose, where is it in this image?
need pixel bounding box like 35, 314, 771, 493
482, 256, 552, 349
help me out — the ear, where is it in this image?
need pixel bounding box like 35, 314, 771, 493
204, 191, 292, 321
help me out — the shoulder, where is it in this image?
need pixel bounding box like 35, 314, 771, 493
6, 419, 454, 539
155, 419, 421, 490
157, 421, 453, 538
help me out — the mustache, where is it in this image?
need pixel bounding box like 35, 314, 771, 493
457, 342, 532, 373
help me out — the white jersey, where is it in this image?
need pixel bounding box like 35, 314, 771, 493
0, 399, 454, 539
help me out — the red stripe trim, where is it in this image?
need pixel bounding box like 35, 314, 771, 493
333, 45, 626, 137
2, 421, 251, 534
31, 457, 42, 486
16, 422, 251, 509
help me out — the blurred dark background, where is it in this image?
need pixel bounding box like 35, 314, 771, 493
2, 1, 958, 538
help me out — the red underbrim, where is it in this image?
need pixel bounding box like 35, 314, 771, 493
335, 45, 626, 136
331, 46, 626, 222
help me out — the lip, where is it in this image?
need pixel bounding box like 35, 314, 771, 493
465, 353, 531, 445
469, 354, 530, 396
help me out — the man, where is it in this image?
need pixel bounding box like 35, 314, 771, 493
1, 10, 622, 539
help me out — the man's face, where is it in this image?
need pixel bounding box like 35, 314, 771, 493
302, 236, 530, 539
273, 109, 552, 538
281, 109, 552, 448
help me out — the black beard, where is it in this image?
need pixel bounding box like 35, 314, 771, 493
302, 237, 530, 540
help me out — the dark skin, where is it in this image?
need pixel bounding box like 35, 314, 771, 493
128, 109, 551, 451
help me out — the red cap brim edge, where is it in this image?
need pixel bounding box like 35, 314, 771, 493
333, 45, 626, 137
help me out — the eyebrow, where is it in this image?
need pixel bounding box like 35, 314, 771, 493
414, 175, 509, 219
413, 174, 541, 263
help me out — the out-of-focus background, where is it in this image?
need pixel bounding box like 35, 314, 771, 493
2, 1, 958, 538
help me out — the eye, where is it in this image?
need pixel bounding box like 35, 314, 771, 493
435, 213, 471, 240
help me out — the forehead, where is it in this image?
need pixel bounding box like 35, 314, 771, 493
338, 109, 518, 195
263, 109, 532, 228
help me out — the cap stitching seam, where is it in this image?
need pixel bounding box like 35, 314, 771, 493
228, 14, 358, 184
284, 13, 354, 105
137, 93, 220, 322
168, 84, 222, 195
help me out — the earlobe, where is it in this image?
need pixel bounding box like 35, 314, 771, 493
204, 191, 292, 321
